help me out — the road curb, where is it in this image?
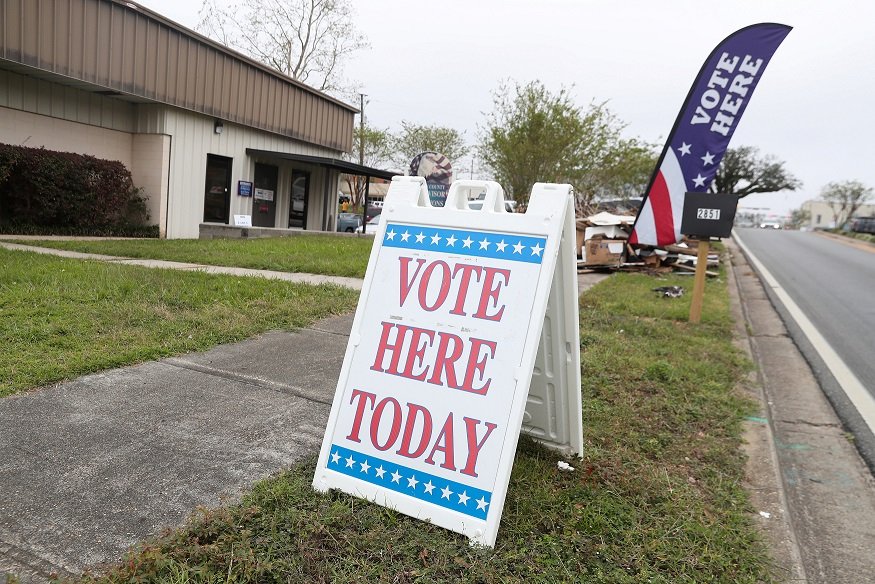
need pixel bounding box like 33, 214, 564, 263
726, 238, 807, 582
729, 232, 875, 582
732, 232, 875, 474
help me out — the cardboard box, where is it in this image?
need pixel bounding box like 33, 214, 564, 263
584, 238, 625, 266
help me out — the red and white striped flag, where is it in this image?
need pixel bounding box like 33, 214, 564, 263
630, 23, 792, 247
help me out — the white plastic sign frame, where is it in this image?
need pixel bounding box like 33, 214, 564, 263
313, 177, 581, 547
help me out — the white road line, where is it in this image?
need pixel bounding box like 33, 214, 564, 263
735, 233, 875, 436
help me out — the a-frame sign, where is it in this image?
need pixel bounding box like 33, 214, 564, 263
313, 177, 582, 547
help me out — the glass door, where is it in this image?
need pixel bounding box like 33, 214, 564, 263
289, 170, 309, 229
203, 155, 232, 224
253, 163, 279, 228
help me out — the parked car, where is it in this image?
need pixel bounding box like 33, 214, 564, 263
470, 191, 516, 213
366, 206, 382, 222
336, 212, 362, 233
358, 214, 382, 235
850, 216, 875, 234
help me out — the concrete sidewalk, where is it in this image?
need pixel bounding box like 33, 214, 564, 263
0, 241, 364, 290
1, 240, 368, 580
0, 314, 354, 581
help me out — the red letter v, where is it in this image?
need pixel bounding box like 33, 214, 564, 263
399, 257, 426, 307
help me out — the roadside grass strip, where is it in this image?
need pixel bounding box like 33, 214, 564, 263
72, 266, 775, 583
0, 248, 358, 397
7, 235, 374, 279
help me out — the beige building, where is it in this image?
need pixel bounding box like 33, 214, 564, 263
0, 0, 392, 238
800, 200, 875, 230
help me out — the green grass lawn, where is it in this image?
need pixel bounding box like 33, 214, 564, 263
0, 248, 359, 397
6, 235, 375, 278
840, 230, 875, 245
72, 267, 776, 583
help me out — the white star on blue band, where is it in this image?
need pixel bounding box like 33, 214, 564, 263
327, 444, 491, 519
382, 223, 547, 265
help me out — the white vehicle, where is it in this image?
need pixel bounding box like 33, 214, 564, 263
468, 200, 516, 213
470, 191, 516, 213
357, 214, 382, 234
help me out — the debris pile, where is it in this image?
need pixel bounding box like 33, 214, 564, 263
576, 212, 633, 269
575, 212, 721, 276
652, 286, 684, 298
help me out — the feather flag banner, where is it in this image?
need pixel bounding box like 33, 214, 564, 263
630, 23, 792, 247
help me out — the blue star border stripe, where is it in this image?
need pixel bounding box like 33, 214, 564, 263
381, 222, 547, 265
327, 443, 492, 520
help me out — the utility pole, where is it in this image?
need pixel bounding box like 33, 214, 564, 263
358, 93, 366, 166
359, 93, 367, 224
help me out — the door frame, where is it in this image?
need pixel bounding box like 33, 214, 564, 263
202, 154, 233, 224
253, 162, 279, 228
289, 169, 310, 229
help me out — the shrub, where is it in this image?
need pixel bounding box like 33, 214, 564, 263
0, 222, 159, 238
0, 143, 152, 234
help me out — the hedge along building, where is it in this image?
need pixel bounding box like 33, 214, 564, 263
0, 0, 394, 238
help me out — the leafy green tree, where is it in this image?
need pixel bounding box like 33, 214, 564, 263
393, 122, 469, 171
709, 146, 801, 198
477, 80, 649, 208
592, 137, 657, 203
787, 207, 811, 230
343, 125, 394, 209
820, 180, 873, 229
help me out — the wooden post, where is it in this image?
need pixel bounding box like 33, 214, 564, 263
689, 239, 710, 323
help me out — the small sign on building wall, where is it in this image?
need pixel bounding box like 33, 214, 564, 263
238, 180, 253, 197
233, 214, 252, 227
313, 177, 582, 547
254, 188, 274, 202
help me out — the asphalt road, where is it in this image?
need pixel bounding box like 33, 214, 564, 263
734, 227, 875, 465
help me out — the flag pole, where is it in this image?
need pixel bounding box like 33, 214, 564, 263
689, 238, 710, 323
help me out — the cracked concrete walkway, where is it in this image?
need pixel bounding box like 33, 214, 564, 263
0, 314, 354, 582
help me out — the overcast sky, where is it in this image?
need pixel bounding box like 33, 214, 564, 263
137, 0, 875, 217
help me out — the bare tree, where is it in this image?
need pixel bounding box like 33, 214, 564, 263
197, 0, 367, 96
343, 125, 395, 209
820, 180, 873, 230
